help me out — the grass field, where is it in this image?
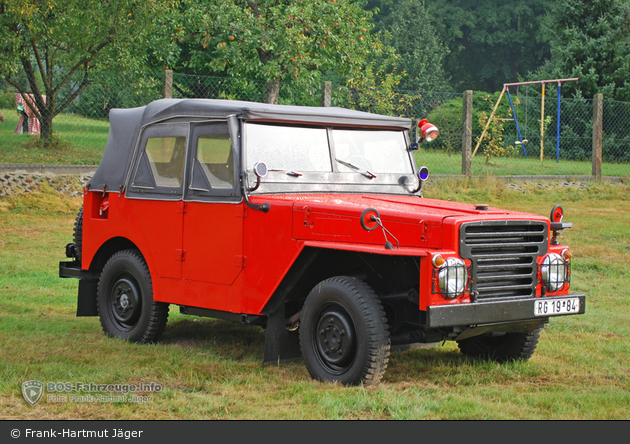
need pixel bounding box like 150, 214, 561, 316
1, 107, 628, 177
0, 179, 629, 420
0, 108, 108, 165
417, 149, 630, 177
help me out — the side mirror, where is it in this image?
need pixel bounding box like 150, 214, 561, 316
241, 163, 271, 213
249, 161, 268, 192
253, 161, 268, 179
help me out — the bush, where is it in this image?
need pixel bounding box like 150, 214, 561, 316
425, 98, 463, 153
426, 91, 516, 154
475, 108, 518, 163
0, 91, 16, 109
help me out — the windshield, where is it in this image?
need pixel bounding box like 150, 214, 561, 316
246, 124, 332, 172
246, 124, 411, 173
244, 122, 416, 194
332, 129, 412, 174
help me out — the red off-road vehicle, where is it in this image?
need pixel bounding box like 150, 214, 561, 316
60, 99, 585, 386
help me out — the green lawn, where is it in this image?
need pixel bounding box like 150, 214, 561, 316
0, 108, 108, 165
416, 149, 630, 177
0, 180, 629, 419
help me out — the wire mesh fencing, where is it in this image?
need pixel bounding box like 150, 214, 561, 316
1, 70, 629, 177
465, 89, 629, 176
482, 91, 596, 163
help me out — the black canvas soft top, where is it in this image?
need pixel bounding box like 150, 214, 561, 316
87, 98, 412, 193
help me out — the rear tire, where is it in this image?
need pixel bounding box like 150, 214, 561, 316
457, 327, 542, 362
97, 249, 168, 343
73, 207, 83, 262
300, 276, 390, 386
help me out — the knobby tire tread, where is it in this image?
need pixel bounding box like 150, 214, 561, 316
73, 207, 83, 263
97, 249, 169, 344
300, 276, 390, 386
457, 327, 542, 362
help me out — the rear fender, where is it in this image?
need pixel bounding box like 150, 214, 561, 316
73, 237, 144, 316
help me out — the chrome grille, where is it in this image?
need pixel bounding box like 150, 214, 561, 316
460, 221, 548, 299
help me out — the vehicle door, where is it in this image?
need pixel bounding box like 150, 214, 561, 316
126, 122, 188, 279
182, 120, 244, 285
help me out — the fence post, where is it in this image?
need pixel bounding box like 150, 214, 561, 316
321, 81, 332, 107
163, 69, 173, 99
462, 90, 473, 176
592, 93, 603, 179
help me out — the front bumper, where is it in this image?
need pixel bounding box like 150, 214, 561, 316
425, 294, 586, 328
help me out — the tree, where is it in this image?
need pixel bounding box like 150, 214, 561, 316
0, 0, 171, 143
364, 0, 395, 32
425, 0, 551, 92
344, 48, 420, 117
388, 0, 450, 91
532, 0, 630, 101
184, 0, 378, 104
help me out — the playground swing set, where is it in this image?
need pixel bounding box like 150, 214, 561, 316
473, 77, 579, 163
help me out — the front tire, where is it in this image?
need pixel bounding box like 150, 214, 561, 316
97, 250, 168, 343
457, 327, 542, 362
300, 277, 390, 386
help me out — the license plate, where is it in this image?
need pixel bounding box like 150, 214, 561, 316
534, 297, 580, 316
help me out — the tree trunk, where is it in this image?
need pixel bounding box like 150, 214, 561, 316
264, 80, 280, 104
40, 109, 54, 141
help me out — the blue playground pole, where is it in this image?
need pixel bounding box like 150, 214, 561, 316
506, 87, 527, 157
556, 83, 561, 163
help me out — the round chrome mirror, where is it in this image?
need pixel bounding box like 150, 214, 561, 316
253, 161, 268, 179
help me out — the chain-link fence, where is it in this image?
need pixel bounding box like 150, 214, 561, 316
1, 70, 629, 176
404, 88, 629, 177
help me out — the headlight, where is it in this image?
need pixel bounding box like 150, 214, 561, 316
540, 253, 568, 292
437, 258, 468, 299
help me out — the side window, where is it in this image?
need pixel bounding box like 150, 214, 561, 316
146, 137, 186, 187
187, 122, 238, 201
129, 123, 188, 198
196, 134, 233, 189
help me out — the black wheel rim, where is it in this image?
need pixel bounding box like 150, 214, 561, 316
107, 274, 142, 332
313, 304, 356, 375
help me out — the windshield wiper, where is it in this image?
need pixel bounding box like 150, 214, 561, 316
269, 169, 303, 177
335, 158, 376, 179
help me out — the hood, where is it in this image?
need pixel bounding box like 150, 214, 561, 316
263, 193, 548, 251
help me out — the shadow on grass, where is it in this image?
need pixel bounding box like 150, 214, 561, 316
385, 342, 545, 386
158, 317, 538, 385
386, 345, 468, 381
161, 318, 266, 362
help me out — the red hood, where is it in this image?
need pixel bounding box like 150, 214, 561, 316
261, 193, 549, 251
